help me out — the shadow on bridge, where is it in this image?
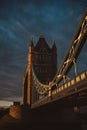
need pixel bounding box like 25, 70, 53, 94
0, 102, 87, 130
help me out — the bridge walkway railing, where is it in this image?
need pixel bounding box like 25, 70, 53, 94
31, 70, 87, 109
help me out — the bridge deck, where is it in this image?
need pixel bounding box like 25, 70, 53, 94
31, 70, 87, 109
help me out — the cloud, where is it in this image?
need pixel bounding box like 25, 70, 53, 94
0, 0, 87, 100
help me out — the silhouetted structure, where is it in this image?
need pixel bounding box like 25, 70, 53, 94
0, 10, 87, 130
22, 35, 57, 105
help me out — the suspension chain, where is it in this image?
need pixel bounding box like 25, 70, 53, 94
51, 12, 87, 86
31, 13, 87, 94
32, 66, 50, 95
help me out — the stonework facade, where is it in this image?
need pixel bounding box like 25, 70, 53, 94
30, 36, 57, 84
23, 36, 57, 105
9, 105, 22, 119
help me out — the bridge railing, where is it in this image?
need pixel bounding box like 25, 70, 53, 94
31, 70, 87, 108
52, 69, 87, 95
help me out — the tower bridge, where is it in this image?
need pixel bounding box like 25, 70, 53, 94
22, 10, 87, 109
0, 10, 87, 130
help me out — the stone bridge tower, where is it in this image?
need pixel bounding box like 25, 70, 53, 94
22, 36, 57, 106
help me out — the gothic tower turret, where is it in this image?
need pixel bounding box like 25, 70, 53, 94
23, 39, 34, 105
27, 39, 34, 105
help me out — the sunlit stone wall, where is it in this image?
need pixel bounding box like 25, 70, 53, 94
9, 104, 22, 120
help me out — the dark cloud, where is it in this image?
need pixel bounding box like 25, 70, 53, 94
0, 0, 87, 101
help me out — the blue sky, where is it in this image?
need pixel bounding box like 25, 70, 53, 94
0, 0, 87, 103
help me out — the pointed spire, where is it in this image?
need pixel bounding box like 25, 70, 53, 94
30, 37, 34, 47
40, 34, 44, 38
52, 40, 57, 51
35, 35, 50, 52
38, 35, 46, 43
28, 37, 34, 52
